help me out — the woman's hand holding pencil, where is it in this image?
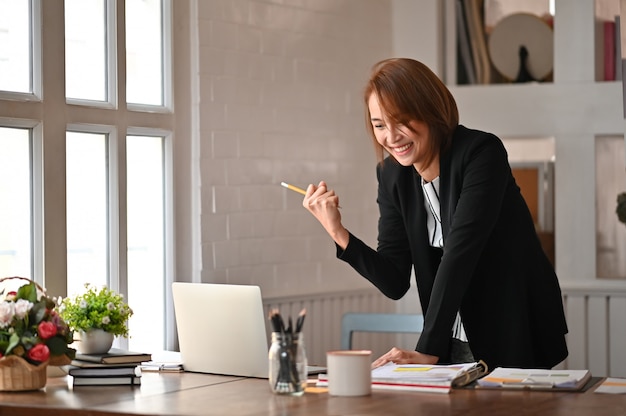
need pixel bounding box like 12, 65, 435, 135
283, 180, 349, 250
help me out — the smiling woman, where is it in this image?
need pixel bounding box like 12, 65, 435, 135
302, 58, 568, 371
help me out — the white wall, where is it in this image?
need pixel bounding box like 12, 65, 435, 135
183, 1, 626, 374
391, 0, 442, 73
191, 0, 392, 298
189, 0, 626, 296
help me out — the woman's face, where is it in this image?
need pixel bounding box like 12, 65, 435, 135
368, 93, 431, 169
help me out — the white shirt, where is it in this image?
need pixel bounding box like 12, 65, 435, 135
421, 176, 468, 342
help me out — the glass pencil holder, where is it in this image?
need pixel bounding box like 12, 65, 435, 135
268, 332, 307, 396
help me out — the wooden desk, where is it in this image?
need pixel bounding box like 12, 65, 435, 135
0, 373, 624, 416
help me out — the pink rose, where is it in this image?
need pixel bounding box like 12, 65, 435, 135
27, 344, 50, 363
5, 291, 17, 301
38, 321, 57, 339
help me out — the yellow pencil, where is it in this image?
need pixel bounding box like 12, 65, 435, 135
280, 182, 307, 196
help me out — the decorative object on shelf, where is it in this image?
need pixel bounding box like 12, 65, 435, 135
488, 13, 553, 82
60, 284, 133, 354
515, 45, 536, 83
0, 276, 76, 391
617, 192, 626, 225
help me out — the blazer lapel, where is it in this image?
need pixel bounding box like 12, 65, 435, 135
439, 140, 453, 239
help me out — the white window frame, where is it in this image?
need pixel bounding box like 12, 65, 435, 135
0, 0, 189, 351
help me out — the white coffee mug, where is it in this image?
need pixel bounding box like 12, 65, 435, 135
326, 350, 372, 396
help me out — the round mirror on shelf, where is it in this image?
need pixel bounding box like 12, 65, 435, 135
487, 13, 554, 82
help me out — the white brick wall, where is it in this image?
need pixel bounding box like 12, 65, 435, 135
194, 0, 392, 298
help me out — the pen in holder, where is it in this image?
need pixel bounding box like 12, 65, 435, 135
268, 309, 307, 396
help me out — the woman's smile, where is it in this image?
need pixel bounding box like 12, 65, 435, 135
390, 142, 414, 156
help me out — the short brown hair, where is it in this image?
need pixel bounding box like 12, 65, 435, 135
364, 58, 459, 166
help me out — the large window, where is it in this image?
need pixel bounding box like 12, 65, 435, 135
0, 0, 177, 352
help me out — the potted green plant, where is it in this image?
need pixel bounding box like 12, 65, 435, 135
617, 192, 626, 225
60, 284, 133, 354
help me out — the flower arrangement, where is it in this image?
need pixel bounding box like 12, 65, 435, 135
0, 280, 75, 366
60, 284, 133, 338
617, 192, 626, 225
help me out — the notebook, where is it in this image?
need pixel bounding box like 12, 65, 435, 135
172, 282, 325, 379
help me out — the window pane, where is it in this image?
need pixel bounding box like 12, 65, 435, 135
126, 0, 163, 106
65, 0, 107, 101
0, 127, 31, 276
0, 0, 31, 93
66, 132, 108, 295
126, 135, 165, 351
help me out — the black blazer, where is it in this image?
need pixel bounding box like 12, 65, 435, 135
338, 125, 568, 369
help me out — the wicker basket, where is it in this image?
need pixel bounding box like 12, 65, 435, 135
0, 355, 48, 391
0, 276, 51, 391
0, 275, 46, 297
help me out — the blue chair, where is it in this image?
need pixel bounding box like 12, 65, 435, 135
340, 312, 424, 350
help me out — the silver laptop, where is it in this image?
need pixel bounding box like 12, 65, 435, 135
172, 282, 270, 378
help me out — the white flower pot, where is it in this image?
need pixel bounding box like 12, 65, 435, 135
76, 329, 114, 354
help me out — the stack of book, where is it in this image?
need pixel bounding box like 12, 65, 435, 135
65, 348, 152, 387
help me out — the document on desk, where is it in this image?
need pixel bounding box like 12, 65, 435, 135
593, 377, 626, 394
139, 350, 184, 373
476, 367, 591, 391
371, 361, 488, 394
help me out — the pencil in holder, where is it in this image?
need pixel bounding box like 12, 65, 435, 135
268, 332, 307, 396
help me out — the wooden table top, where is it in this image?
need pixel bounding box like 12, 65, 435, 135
0, 373, 624, 416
